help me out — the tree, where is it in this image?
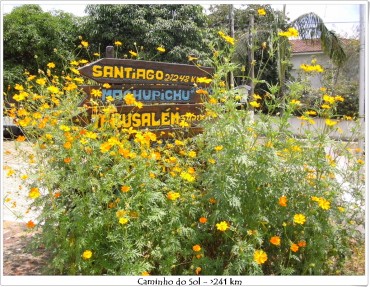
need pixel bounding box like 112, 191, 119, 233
291, 12, 347, 67
207, 4, 290, 94
3, 5, 81, 88
82, 4, 211, 64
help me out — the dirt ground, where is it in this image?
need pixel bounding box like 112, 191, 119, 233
3, 140, 47, 275
3, 220, 48, 275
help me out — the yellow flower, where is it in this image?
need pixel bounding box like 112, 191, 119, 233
290, 99, 301, 105
270, 236, 281, 246
192, 244, 201, 252
216, 221, 229, 232
47, 86, 60, 94
14, 83, 24, 91
180, 172, 195, 182
142, 271, 150, 276
335, 95, 344, 102
47, 62, 55, 69
70, 60, 79, 66
36, 78, 47, 86
129, 50, 137, 57
103, 83, 112, 88
188, 151, 197, 158
157, 46, 165, 53
13, 92, 28, 102
254, 250, 268, 264
323, 94, 335, 104
300, 63, 324, 73
124, 93, 137, 105
318, 198, 331, 210
59, 125, 71, 132
325, 119, 337, 126
197, 77, 212, 84
29, 187, 41, 199
253, 94, 262, 100
81, 41, 89, 48
249, 101, 260, 108
167, 191, 180, 201
6, 168, 15, 177
279, 27, 299, 37
293, 214, 306, 225
338, 206, 345, 213
305, 110, 317, 116
257, 8, 266, 16
188, 55, 198, 61
321, 104, 331, 109
91, 89, 102, 98
82, 250, 92, 260
114, 40, 122, 46
70, 68, 80, 75
119, 217, 129, 225
100, 142, 112, 153
214, 145, 223, 152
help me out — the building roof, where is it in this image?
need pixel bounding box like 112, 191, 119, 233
290, 39, 322, 53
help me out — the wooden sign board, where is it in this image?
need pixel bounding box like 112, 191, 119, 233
75, 104, 205, 129
77, 49, 214, 137
78, 58, 213, 86
78, 85, 209, 106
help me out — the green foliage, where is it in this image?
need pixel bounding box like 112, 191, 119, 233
4, 11, 364, 277
82, 4, 211, 64
3, 5, 80, 90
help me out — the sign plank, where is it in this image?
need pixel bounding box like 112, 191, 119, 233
75, 104, 205, 130
78, 85, 209, 106
78, 58, 214, 86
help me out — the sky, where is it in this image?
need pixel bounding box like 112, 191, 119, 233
1, 1, 365, 37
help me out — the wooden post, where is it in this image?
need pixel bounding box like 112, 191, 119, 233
229, 4, 235, 88
106, 46, 114, 58
248, 13, 255, 97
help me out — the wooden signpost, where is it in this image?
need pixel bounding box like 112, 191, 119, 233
77, 46, 214, 137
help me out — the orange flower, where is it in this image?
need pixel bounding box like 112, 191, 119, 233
279, 196, 287, 207
63, 141, 72, 149
209, 198, 217, 204
192, 244, 201, 252
16, 135, 26, 142
270, 236, 281, 246
298, 240, 307, 247
199, 217, 208, 224
195, 267, 202, 275
54, 192, 61, 198
121, 185, 131, 193
26, 220, 36, 228
290, 243, 299, 252
64, 157, 71, 164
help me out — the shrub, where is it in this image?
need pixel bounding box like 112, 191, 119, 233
4, 33, 364, 275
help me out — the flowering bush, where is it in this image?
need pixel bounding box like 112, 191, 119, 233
3, 33, 365, 275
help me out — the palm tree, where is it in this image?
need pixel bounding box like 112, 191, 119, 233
291, 12, 347, 67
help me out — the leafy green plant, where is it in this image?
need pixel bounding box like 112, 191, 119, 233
3, 23, 364, 276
